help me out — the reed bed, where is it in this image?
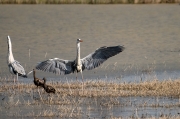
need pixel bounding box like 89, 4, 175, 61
1, 77, 180, 118
0, 0, 179, 4
1, 78, 180, 97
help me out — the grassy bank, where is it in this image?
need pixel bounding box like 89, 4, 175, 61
0, 0, 180, 4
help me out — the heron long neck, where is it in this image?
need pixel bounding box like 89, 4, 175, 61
76, 42, 81, 65
8, 39, 14, 64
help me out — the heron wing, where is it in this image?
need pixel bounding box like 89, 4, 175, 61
11, 60, 27, 76
35, 58, 75, 75
81, 45, 125, 70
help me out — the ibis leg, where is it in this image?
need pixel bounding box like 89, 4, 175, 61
38, 87, 44, 103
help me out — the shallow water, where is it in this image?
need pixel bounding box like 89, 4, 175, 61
0, 4, 180, 81
0, 4, 180, 118
0, 92, 180, 118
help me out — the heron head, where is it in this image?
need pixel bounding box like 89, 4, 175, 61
7, 36, 12, 50
7, 36, 11, 43
77, 38, 83, 43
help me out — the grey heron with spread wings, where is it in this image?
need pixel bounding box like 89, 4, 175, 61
7, 36, 27, 82
36, 39, 125, 82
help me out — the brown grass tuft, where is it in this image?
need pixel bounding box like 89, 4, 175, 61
1, 79, 180, 97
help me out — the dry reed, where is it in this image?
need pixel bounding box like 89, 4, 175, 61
1, 77, 180, 118
1, 78, 180, 97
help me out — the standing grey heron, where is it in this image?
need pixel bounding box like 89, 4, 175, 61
7, 36, 27, 83
36, 39, 125, 83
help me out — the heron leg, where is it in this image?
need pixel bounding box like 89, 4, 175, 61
12, 75, 15, 89
75, 71, 78, 81
13, 75, 15, 85
17, 73, 19, 89
80, 71, 84, 83
80, 71, 84, 91
16, 73, 18, 82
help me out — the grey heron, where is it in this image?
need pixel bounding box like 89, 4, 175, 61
36, 39, 125, 83
33, 69, 44, 87
7, 36, 27, 83
42, 77, 56, 94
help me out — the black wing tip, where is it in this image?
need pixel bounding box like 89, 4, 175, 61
117, 45, 125, 52
35, 66, 38, 70
23, 75, 28, 78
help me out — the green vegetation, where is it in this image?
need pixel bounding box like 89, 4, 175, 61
0, 0, 179, 4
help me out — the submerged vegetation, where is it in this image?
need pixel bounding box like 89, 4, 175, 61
0, 0, 179, 4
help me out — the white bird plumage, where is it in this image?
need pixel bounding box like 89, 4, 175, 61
36, 39, 125, 82
7, 36, 27, 80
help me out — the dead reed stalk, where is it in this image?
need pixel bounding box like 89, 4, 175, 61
1, 79, 180, 97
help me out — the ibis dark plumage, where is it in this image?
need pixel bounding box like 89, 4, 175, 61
33, 69, 44, 87
42, 78, 56, 94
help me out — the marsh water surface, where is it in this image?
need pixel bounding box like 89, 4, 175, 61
0, 4, 180, 118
